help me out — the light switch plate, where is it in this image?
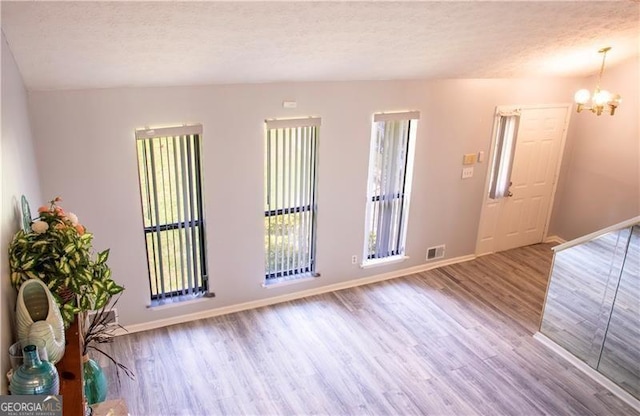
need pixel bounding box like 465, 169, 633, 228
282, 101, 297, 109
462, 167, 474, 179
463, 153, 477, 165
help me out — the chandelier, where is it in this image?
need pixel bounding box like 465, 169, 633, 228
574, 47, 621, 116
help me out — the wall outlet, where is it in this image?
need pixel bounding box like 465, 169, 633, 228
426, 245, 445, 261
462, 167, 474, 179
351, 255, 358, 264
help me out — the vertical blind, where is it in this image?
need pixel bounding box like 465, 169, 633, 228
365, 111, 419, 260
489, 112, 520, 199
135, 125, 208, 302
264, 117, 320, 280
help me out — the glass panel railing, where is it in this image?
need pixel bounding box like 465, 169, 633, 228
539, 216, 640, 400
599, 224, 640, 399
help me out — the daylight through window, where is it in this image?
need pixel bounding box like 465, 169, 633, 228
489, 111, 520, 199
363, 111, 419, 263
135, 125, 208, 303
264, 117, 320, 283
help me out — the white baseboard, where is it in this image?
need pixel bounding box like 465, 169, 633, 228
117, 254, 476, 336
534, 332, 640, 413
544, 235, 566, 245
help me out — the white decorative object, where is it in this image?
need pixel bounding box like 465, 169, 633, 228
16, 279, 66, 364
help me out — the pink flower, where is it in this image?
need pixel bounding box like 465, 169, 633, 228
31, 221, 49, 234
66, 212, 79, 226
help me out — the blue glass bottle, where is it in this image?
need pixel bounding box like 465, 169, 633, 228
9, 344, 59, 395
83, 355, 107, 404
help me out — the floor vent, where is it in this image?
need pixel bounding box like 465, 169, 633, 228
426, 245, 446, 261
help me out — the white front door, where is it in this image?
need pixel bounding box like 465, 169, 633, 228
477, 105, 570, 255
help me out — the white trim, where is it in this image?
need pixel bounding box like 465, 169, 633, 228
116, 253, 476, 336
496, 109, 521, 117
541, 104, 572, 242
265, 117, 321, 129
373, 111, 420, 122
509, 103, 574, 110
146, 295, 214, 311
135, 124, 202, 138
534, 332, 640, 413
362, 120, 379, 259
553, 216, 640, 252
262, 274, 319, 289
543, 235, 566, 245
475, 110, 504, 255
360, 255, 409, 269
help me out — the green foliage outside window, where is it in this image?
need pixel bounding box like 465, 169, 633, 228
264, 212, 311, 276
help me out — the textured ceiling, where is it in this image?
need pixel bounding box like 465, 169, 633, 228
1, 1, 639, 91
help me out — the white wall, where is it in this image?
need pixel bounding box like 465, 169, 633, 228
27, 77, 580, 329
550, 57, 640, 240
1, 33, 42, 394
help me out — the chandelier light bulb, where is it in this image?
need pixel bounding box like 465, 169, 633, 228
574, 89, 591, 104
593, 90, 612, 106
610, 94, 622, 105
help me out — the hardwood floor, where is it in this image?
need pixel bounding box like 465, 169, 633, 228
102, 244, 639, 415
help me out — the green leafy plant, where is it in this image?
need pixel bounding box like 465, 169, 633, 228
8, 197, 124, 326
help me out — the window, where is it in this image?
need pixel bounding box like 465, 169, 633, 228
135, 125, 209, 304
264, 117, 320, 283
489, 110, 520, 199
363, 111, 419, 263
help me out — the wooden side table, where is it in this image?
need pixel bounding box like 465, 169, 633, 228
56, 317, 85, 416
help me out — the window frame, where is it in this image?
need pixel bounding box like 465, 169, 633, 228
135, 124, 210, 304
264, 117, 320, 284
362, 111, 419, 266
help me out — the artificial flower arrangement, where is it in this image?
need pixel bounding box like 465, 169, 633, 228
9, 197, 124, 327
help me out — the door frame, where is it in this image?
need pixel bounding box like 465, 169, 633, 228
475, 103, 572, 256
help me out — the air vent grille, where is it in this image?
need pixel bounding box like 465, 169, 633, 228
426, 245, 445, 261
87, 309, 118, 326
